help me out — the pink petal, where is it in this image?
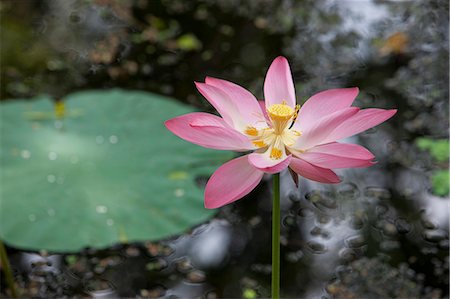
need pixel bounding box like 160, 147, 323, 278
258, 100, 271, 125
293, 108, 359, 150
205, 77, 266, 128
248, 153, 292, 174
293, 87, 359, 132
296, 152, 375, 169
322, 108, 397, 143
205, 155, 264, 209
263, 56, 296, 109
165, 112, 255, 151
289, 158, 341, 184
310, 142, 375, 160
195, 82, 243, 129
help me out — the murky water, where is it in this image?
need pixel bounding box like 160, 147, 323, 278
1, 0, 448, 298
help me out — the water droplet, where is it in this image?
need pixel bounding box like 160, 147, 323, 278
338, 248, 356, 262
421, 247, 438, 255
350, 213, 366, 230
338, 183, 360, 199
249, 216, 261, 227
47, 174, 56, 183
21, 150, 31, 159
106, 219, 114, 226
306, 241, 327, 254
423, 230, 448, 243
96, 205, 108, 214
306, 190, 337, 210
375, 203, 389, 217
175, 257, 193, 273
285, 250, 303, 263
305, 190, 326, 202
125, 246, 141, 257
145, 258, 169, 271
316, 197, 337, 209
316, 214, 331, 224
380, 240, 400, 251
250, 263, 271, 274
109, 135, 118, 144
141, 287, 167, 298
48, 151, 58, 160
96, 136, 104, 144
28, 214, 36, 222
310, 227, 330, 238
47, 209, 55, 216
322, 230, 331, 239
381, 221, 397, 237
174, 188, 185, 197
310, 226, 323, 236
288, 191, 301, 203
94, 265, 105, 274
395, 218, 412, 234
282, 215, 296, 227
438, 239, 449, 250
344, 235, 365, 248
421, 217, 438, 230
186, 270, 206, 283
298, 208, 314, 218
364, 187, 391, 199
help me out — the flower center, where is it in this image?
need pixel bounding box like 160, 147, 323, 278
267, 102, 295, 121
266, 101, 300, 135
245, 102, 302, 160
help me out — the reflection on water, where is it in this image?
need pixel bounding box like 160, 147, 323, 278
1, 0, 448, 298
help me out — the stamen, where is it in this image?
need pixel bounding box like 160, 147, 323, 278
244, 126, 259, 136
291, 130, 302, 136
253, 140, 267, 148
270, 147, 282, 159
267, 102, 295, 121
289, 104, 301, 128
293, 104, 301, 118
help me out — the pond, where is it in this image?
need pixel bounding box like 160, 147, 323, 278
0, 0, 448, 298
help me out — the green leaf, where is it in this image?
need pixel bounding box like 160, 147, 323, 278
243, 288, 257, 299
431, 170, 449, 197
0, 89, 233, 252
416, 138, 449, 162
176, 34, 202, 51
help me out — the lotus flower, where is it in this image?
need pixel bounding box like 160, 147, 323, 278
165, 56, 396, 209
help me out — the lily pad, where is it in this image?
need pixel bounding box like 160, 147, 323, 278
0, 89, 232, 252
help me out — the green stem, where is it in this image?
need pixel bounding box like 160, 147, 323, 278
272, 173, 280, 299
0, 240, 18, 298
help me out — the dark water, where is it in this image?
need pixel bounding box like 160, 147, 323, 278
1, 0, 448, 298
